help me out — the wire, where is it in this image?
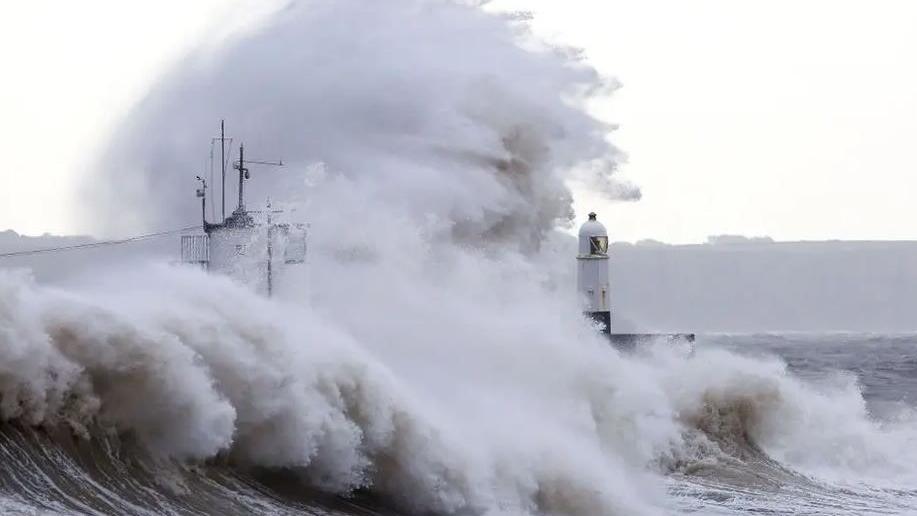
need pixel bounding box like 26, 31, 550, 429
209, 140, 216, 221
0, 226, 201, 259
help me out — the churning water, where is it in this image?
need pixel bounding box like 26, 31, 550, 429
667, 334, 917, 515
1, 267, 916, 516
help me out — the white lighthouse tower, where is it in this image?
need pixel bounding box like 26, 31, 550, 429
577, 212, 611, 333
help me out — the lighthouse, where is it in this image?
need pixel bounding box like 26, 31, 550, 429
577, 212, 611, 334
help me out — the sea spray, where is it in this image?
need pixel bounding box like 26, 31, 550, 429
86, 0, 638, 239
4, 259, 917, 515
1, 265, 671, 515
3, 0, 912, 514
635, 342, 917, 490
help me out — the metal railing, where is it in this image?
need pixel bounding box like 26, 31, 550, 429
181, 234, 210, 265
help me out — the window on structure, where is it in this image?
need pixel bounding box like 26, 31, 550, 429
590, 236, 608, 255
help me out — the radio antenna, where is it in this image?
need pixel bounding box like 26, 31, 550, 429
210, 120, 232, 221
221, 120, 225, 220
233, 143, 283, 213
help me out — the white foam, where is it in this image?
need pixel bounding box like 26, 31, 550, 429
4, 1, 911, 514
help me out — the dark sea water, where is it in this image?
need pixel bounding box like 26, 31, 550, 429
717, 334, 917, 411
667, 333, 917, 515
2, 333, 916, 515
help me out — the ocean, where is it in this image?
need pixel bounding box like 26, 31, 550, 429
668, 334, 917, 515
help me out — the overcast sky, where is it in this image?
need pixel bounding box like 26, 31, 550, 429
1, 0, 915, 243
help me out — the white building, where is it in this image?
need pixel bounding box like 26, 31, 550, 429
577, 212, 611, 333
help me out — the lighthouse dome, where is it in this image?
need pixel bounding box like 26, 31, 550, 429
578, 212, 609, 256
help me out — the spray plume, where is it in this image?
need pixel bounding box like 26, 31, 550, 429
86, 0, 638, 246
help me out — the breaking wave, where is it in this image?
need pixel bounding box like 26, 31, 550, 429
3, 265, 917, 515
3, 0, 915, 514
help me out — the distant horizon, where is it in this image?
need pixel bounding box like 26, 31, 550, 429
4, 226, 916, 334
4, 226, 917, 249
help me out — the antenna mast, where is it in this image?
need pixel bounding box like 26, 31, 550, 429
211, 120, 232, 222
221, 120, 226, 220
236, 144, 249, 211
233, 144, 283, 214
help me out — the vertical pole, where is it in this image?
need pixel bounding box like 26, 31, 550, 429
267, 229, 273, 297
266, 200, 273, 297
221, 120, 226, 221
209, 140, 215, 221
238, 144, 245, 211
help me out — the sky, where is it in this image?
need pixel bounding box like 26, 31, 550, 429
1, 0, 915, 243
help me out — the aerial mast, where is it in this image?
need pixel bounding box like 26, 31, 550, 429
233, 145, 283, 215
211, 120, 232, 222
221, 120, 226, 221
236, 143, 249, 212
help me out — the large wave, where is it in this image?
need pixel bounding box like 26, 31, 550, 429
3, 261, 917, 515
1, 264, 665, 515
5, 0, 917, 515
